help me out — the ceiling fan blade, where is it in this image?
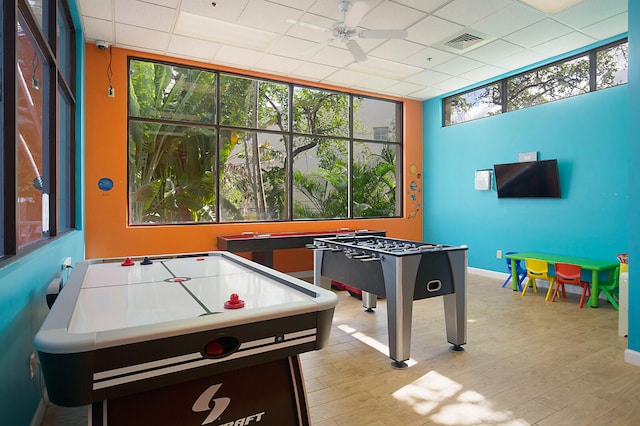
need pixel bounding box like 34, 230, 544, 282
358, 29, 408, 39
286, 18, 328, 33
344, 1, 369, 28
346, 39, 367, 62
303, 38, 333, 57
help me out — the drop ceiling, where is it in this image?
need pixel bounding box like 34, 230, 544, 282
77, 0, 628, 101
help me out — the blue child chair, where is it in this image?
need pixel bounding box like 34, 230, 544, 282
502, 252, 527, 291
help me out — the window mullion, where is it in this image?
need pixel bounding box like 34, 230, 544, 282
2, 0, 19, 257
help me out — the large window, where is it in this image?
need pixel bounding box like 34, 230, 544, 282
127, 59, 402, 224
1, 0, 76, 261
443, 39, 628, 126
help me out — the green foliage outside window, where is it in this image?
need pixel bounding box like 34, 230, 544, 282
443, 39, 628, 126
128, 59, 402, 224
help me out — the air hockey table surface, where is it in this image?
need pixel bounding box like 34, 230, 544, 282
35, 251, 338, 407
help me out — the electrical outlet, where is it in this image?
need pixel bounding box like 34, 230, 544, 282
496, 250, 502, 259
107, 87, 115, 97
29, 351, 37, 380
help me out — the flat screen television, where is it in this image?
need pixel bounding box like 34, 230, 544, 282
493, 159, 561, 198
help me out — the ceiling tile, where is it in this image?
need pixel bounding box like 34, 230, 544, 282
459, 64, 508, 83
582, 12, 628, 39
308, 0, 385, 23
348, 57, 423, 79
391, 0, 454, 14
359, 2, 425, 30
404, 69, 452, 86
493, 50, 546, 71
533, 31, 597, 57
286, 13, 335, 42
504, 19, 573, 48
180, 0, 249, 21
432, 75, 475, 92
402, 47, 457, 68
78, 0, 113, 20
354, 75, 398, 91
434, 0, 513, 26
290, 61, 338, 81
167, 35, 220, 62
175, 11, 278, 50
113, 0, 176, 32
145, 0, 179, 8
432, 56, 484, 75
114, 23, 169, 51
267, 35, 320, 59
470, 3, 546, 38
254, 54, 305, 75
265, 0, 316, 10
554, 0, 627, 29
464, 40, 524, 64
310, 45, 357, 68
238, 0, 303, 34
368, 39, 426, 62
82, 16, 114, 43
383, 80, 424, 96
409, 86, 448, 100
406, 16, 464, 47
323, 68, 370, 86
214, 45, 264, 69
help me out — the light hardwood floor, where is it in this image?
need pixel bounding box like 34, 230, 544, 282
41, 273, 639, 425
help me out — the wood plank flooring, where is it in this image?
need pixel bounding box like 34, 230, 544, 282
41, 273, 638, 425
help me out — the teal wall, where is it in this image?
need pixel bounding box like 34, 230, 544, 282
0, 1, 85, 424
0, 234, 84, 424
627, 2, 639, 355
423, 46, 628, 274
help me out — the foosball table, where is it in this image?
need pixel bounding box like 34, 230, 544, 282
308, 235, 468, 368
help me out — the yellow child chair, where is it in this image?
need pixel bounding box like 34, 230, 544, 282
522, 258, 556, 300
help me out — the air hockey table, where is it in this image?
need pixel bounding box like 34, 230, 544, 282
309, 235, 467, 369
217, 229, 385, 268
35, 251, 338, 425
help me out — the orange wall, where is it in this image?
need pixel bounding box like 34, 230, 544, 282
84, 44, 423, 271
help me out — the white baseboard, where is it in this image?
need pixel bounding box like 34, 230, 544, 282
468, 267, 508, 280
625, 349, 640, 367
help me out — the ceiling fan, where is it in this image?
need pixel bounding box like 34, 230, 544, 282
291, 0, 409, 62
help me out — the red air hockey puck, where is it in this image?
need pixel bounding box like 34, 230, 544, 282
224, 293, 245, 309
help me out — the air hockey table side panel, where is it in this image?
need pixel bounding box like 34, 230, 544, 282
35, 252, 337, 407
37, 310, 332, 406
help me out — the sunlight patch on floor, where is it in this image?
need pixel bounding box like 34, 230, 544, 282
337, 324, 417, 367
393, 370, 529, 425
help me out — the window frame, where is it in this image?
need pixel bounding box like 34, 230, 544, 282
442, 37, 628, 126
126, 57, 403, 225
0, 0, 77, 265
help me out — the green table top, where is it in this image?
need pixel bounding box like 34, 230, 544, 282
505, 252, 619, 271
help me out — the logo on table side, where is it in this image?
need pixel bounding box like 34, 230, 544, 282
192, 383, 265, 425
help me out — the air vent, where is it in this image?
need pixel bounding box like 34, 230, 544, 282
445, 33, 483, 50
434, 30, 494, 53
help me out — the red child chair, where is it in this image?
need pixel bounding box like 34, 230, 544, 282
552, 262, 591, 308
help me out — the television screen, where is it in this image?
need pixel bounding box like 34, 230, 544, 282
493, 159, 561, 198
